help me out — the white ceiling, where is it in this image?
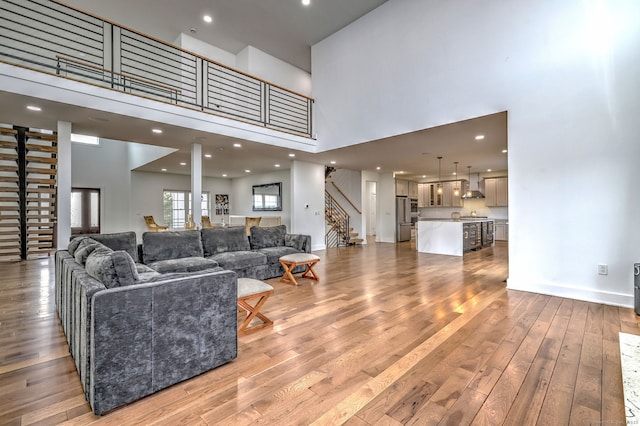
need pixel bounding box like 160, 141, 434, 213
1, 0, 508, 181
60, 0, 389, 73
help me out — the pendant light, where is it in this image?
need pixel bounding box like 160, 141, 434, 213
437, 156, 443, 195
465, 166, 473, 198
453, 162, 460, 196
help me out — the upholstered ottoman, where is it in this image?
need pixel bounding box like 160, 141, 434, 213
237, 278, 274, 335
279, 253, 320, 286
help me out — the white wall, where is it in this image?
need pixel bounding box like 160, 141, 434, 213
236, 46, 312, 97
128, 143, 177, 170
71, 138, 132, 234
130, 171, 232, 239
175, 33, 237, 68
312, 0, 640, 306
229, 169, 291, 228
290, 161, 326, 251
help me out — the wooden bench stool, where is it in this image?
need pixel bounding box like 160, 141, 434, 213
279, 253, 320, 286
237, 278, 274, 335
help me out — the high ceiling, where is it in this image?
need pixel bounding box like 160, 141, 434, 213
1, 0, 508, 180
60, 0, 390, 73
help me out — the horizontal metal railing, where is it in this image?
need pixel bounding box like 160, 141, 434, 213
0, 0, 314, 137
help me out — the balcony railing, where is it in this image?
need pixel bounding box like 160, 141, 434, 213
0, 0, 314, 137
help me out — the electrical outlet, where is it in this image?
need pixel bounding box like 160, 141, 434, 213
598, 264, 608, 275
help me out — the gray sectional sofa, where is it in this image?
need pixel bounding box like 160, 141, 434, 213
55, 225, 311, 415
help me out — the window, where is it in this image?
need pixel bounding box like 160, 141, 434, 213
71, 188, 100, 234
163, 190, 209, 228
71, 133, 99, 145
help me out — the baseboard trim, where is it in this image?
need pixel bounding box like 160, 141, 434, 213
506, 278, 634, 308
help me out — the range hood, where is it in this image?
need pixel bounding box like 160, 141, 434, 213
462, 173, 485, 199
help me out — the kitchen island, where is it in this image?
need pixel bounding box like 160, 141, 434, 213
416, 218, 494, 256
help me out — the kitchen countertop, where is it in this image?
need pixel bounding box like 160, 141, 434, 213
417, 218, 494, 222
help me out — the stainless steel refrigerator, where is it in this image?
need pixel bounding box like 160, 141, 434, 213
396, 197, 412, 242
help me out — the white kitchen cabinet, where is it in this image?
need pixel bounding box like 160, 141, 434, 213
395, 179, 409, 196
408, 181, 418, 199
484, 177, 508, 207
447, 181, 465, 207
419, 181, 466, 208
494, 219, 509, 241
418, 183, 429, 207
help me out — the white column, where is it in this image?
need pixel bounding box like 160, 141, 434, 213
191, 143, 202, 227
290, 160, 325, 251
57, 121, 72, 249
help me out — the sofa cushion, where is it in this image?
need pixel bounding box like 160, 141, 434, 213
136, 264, 161, 281
201, 227, 250, 256
146, 257, 220, 274
285, 234, 306, 252
250, 225, 286, 250
73, 238, 104, 264
208, 251, 266, 270
256, 246, 301, 264
68, 236, 89, 256
85, 249, 139, 288
87, 232, 139, 263
142, 230, 204, 264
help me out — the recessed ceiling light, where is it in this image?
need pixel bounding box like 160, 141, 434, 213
233, 143, 242, 148
222, 173, 227, 177
502, 149, 508, 153
245, 169, 251, 173
161, 168, 167, 172
376, 166, 381, 170
204, 154, 212, 158
274, 164, 280, 168
26, 105, 41, 111
302, 0, 310, 5
330, 161, 336, 165
203, 15, 212, 23
487, 169, 492, 172
475, 135, 485, 140
422, 175, 427, 178
152, 128, 162, 134
288, 153, 295, 157
180, 162, 187, 166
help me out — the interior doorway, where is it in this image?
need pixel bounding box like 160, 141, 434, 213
70, 188, 100, 235
366, 181, 377, 236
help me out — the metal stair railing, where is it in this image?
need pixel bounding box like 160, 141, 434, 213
325, 190, 351, 248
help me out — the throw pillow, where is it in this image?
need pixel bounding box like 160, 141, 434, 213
73, 238, 105, 264
86, 249, 138, 288
68, 236, 90, 256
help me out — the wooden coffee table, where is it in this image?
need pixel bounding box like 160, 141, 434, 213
279, 253, 320, 286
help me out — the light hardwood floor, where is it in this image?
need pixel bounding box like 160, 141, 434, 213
1, 240, 638, 425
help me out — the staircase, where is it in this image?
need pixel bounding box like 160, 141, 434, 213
324, 191, 363, 248
0, 126, 58, 261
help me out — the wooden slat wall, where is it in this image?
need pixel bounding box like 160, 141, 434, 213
0, 128, 20, 261
0, 126, 57, 261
